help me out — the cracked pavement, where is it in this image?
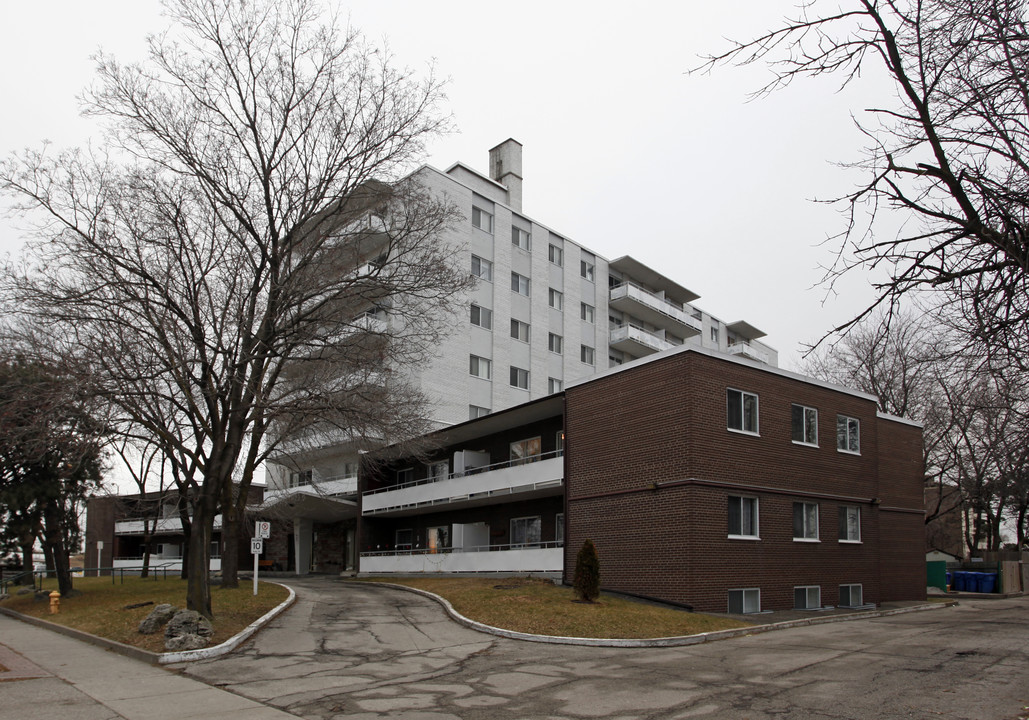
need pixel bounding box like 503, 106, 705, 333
175, 578, 1029, 719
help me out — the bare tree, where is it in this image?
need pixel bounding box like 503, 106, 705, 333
1, 0, 467, 617
699, 0, 1029, 360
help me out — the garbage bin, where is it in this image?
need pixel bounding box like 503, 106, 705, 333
979, 572, 998, 593
954, 571, 970, 591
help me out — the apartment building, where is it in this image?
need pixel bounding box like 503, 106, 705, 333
350, 344, 925, 613
260, 140, 777, 571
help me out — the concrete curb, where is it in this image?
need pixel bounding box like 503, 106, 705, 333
365, 581, 959, 648
0, 582, 295, 665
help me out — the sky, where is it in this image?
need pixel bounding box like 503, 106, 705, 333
0, 1, 900, 370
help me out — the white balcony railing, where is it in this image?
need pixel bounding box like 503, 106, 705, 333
609, 323, 675, 353
266, 474, 358, 500
609, 282, 702, 334
114, 515, 223, 535
728, 341, 770, 364
363, 453, 564, 515
360, 542, 563, 574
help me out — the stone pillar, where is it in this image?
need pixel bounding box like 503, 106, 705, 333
293, 518, 312, 575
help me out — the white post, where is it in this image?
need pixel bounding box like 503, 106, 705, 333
253, 549, 259, 596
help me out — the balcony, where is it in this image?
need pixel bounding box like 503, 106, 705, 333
609, 283, 702, 337
363, 452, 564, 517
609, 323, 676, 357
266, 473, 358, 500
114, 515, 223, 535
728, 341, 770, 364
360, 542, 563, 574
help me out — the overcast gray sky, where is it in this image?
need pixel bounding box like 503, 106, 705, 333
0, 1, 898, 369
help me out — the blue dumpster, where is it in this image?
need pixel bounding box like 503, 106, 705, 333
946, 571, 952, 589
980, 573, 998, 593
969, 572, 984, 592
953, 571, 968, 591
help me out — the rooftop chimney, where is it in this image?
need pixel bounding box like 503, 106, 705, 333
489, 139, 523, 212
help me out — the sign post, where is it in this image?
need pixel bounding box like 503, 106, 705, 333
251, 538, 263, 596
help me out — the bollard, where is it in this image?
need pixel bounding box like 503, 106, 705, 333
49, 591, 61, 614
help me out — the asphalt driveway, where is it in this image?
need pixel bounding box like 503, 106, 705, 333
177, 577, 1029, 719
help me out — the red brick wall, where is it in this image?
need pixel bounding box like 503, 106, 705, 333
877, 416, 927, 601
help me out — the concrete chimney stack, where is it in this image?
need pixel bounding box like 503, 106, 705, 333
489, 139, 523, 212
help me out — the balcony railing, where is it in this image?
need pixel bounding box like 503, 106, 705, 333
727, 341, 770, 364
360, 541, 563, 574
609, 323, 675, 354
609, 282, 702, 335
114, 515, 223, 535
363, 452, 564, 515
267, 474, 358, 500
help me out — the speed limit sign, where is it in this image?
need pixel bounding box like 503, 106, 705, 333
251, 538, 264, 554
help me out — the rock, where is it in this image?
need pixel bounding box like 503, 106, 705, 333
164, 633, 210, 652
164, 609, 214, 641
16, 587, 33, 596
138, 603, 178, 634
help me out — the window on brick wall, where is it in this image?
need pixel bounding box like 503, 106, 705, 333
581, 302, 595, 323
549, 333, 563, 354
837, 414, 860, 454
728, 588, 760, 614
510, 366, 529, 390
793, 502, 819, 541
472, 206, 493, 233
727, 388, 759, 434
549, 288, 563, 310
839, 584, 864, 607
471, 255, 493, 282
469, 355, 491, 380
791, 404, 818, 446
838, 505, 861, 542
512, 226, 531, 251
511, 318, 530, 343
470, 304, 492, 329
549, 244, 563, 266
511, 272, 530, 296
728, 496, 759, 538
794, 586, 821, 610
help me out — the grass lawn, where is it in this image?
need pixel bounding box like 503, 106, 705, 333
0, 576, 289, 654
362, 577, 752, 639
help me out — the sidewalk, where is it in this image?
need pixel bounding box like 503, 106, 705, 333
0, 614, 293, 720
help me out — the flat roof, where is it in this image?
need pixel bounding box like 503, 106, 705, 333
608, 255, 700, 305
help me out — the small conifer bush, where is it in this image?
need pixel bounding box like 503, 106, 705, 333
573, 539, 600, 602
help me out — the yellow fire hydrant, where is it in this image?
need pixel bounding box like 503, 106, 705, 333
49, 591, 60, 614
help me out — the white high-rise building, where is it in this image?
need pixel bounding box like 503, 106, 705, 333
261, 139, 777, 572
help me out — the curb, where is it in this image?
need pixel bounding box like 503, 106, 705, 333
364, 581, 959, 648
0, 582, 295, 665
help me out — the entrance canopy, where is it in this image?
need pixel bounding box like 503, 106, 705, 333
255, 491, 357, 523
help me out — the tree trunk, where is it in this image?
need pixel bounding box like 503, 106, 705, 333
185, 493, 216, 619
41, 498, 73, 597
221, 511, 239, 589
18, 540, 34, 584
41, 543, 55, 578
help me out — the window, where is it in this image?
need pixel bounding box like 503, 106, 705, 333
580, 259, 595, 281
710, 326, 719, 344
469, 355, 491, 379
427, 525, 449, 553
511, 272, 530, 296
555, 513, 564, 543
548, 377, 563, 394
580, 345, 595, 365
839, 584, 864, 608
510, 437, 541, 465
396, 468, 414, 485
549, 333, 563, 354
511, 319, 530, 342
471, 206, 493, 233
556, 430, 565, 453
728, 588, 760, 614
471, 255, 493, 282
512, 226, 531, 251
289, 469, 313, 488
581, 302, 595, 323
793, 502, 819, 541
395, 528, 413, 550
837, 415, 860, 454
791, 404, 818, 446
426, 461, 448, 481
510, 366, 529, 389
839, 506, 861, 542
510, 516, 541, 547
548, 288, 563, 310
549, 244, 563, 266
727, 388, 759, 434
469, 405, 490, 419
794, 586, 821, 610
341, 462, 358, 478
728, 496, 759, 538
470, 304, 492, 329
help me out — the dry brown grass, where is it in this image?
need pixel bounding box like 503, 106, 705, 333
0, 576, 289, 653
362, 577, 752, 639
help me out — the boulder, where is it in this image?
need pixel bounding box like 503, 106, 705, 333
138, 603, 178, 634
163, 609, 214, 651
164, 633, 210, 652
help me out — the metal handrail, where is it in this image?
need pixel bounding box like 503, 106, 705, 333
0, 562, 178, 595
361, 540, 564, 557
364, 449, 564, 496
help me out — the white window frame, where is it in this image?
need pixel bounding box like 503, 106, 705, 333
548, 377, 563, 394
510, 318, 530, 343
728, 588, 761, 614
549, 244, 563, 266
555, 512, 565, 543
510, 436, 542, 465
728, 495, 760, 539
469, 405, 490, 419
839, 584, 864, 608
510, 515, 542, 547
469, 355, 491, 380
837, 415, 861, 454
426, 525, 450, 554
710, 326, 719, 344
791, 404, 818, 446
395, 528, 414, 550
794, 586, 821, 610
511, 272, 530, 296
727, 388, 759, 435
838, 505, 862, 543
512, 226, 531, 251
472, 206, 493, 233
793, 501, 820, 541
510, 366, 529, 390
580, 344, 595, 366
548, 288, 563, 310
580, 259, 595, 281
426, 460, 448, 481
581, 302, 595, 323
470, 304, 492, 329
549, 333, 563, 354
471, 255, 493, 282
